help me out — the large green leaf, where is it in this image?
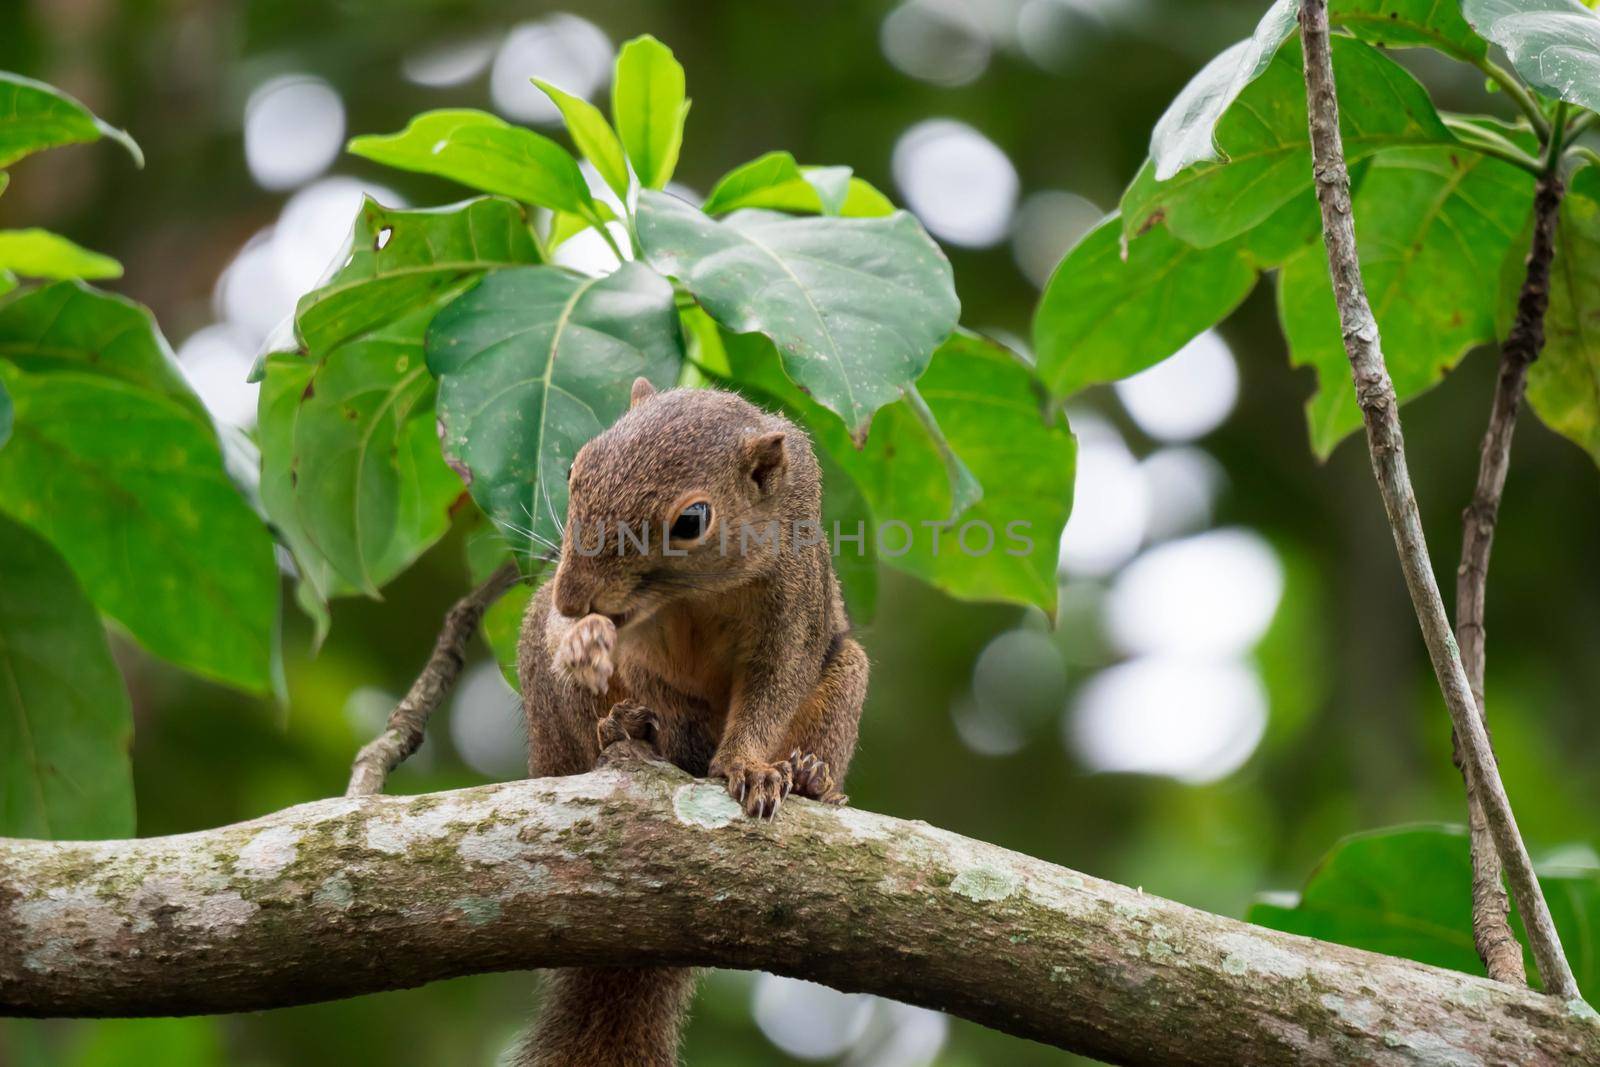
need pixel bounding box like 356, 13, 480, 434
1033, 214, 1258, 398
532, 78, 631, 202
0, 229, 121, 281
702, 151, 894, 218
0, 281, 202, 416
612, 35, 689, 191
263, 198, 537, 595
1124, 36, 1455, 249
1505, 165, 1600, 466
719, 329, 1074, 612
1250, 825, 1598, 999
0, 366, 278, 692
0, 72, 142, 169
426, 262, 683, 550
1465, 0, 1600, 111
347, 110, 596, 216
637, 189, 959, 438
1278, 147, 1533, 457
0, 512, 134, 840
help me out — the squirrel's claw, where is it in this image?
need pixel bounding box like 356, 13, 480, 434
714, 757, 793, 819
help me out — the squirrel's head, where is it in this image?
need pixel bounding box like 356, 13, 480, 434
549, 379, 819, 625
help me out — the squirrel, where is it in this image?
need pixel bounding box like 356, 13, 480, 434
511, 378, 868, 1067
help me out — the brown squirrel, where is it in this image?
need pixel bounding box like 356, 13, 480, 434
511, 378, 868, 1067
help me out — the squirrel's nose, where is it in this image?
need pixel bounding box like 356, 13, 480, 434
552, 569, 592, 619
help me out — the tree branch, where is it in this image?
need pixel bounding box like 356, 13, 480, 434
1453, 171, 1565, 986
1297, 0, 1580, 1001
2, 747, 1596, 1064
345, 561, 523, 797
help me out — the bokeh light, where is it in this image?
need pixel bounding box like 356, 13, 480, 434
1105, 528, 1283, 657
1068, 656, 1268, 783
1114, 329, 1239, 442
1011, 190, 1103, 287
402, 36, 497, 87
880, 0, 992, 87
752, 975, 875, 1061
892, 119, 1018, 248
1138, 447, 1224, 544
1059, 412, 1149, 577
490, 15, 614, 124
448, 662, 527, 780
243, 75, 345, 191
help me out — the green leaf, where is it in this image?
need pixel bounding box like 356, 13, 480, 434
719, 329, 1074, 612
483, 581, 533, 690
0, 366, 278, 692
1504, 165, 1600, 466
0, 512, 134, 840
0, 72, 142, 169
1465, 0, 1600, 111
1278, 147, 1533, 457
532, 78, 631, 202
257, 353, 346, 646
1033, 213, 1258, 398
637, 189, 959, 437
1331, 0, 1488, 57
426, 262, 684, 551
1124, 36, 1455, 248
268, 198, 537, 595
0, 229, 121, 280
817, 448, 878, 622
0, 281, 203, 416
702, 151, 895, 218
348, 110, 595, 215
0, 271, 14, 297
1146, 0, 1298, 182
613, 35, 689, 190
0, 378, 9, 450
1249, 825, 1599, 998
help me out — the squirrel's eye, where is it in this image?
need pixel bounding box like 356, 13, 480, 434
669, 501, 711, 542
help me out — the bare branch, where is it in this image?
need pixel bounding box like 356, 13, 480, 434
1454, 173, 1565, 986
2, 748, 1597, 1064
345, 561, 523, 797
1297, 0, 1579, 1001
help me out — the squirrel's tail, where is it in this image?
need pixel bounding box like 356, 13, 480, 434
512, 966, 698, 1067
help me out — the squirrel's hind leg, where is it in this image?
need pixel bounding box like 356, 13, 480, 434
779, 636, 868, 804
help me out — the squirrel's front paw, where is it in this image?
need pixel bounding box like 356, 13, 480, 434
554, 613, 616, 695
710, 755, 793, 819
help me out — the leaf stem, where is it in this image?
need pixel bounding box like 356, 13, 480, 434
1544, 102, 1571, 174
1442, 117, 1544, 175
1472, 57, 1551, 140
1565, 109, 1599, 141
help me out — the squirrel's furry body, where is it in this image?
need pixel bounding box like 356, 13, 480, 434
513, 382, 867, 1067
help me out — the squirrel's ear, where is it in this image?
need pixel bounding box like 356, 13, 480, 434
630, 377, 657, 409
743, 431, 788, 495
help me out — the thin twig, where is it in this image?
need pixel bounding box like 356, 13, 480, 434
1452, 165, 1566, 987
1297, 0, 1580, 1000
345, 561, 523, 796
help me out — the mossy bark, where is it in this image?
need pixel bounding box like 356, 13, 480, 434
3, 746, 1597, 1065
